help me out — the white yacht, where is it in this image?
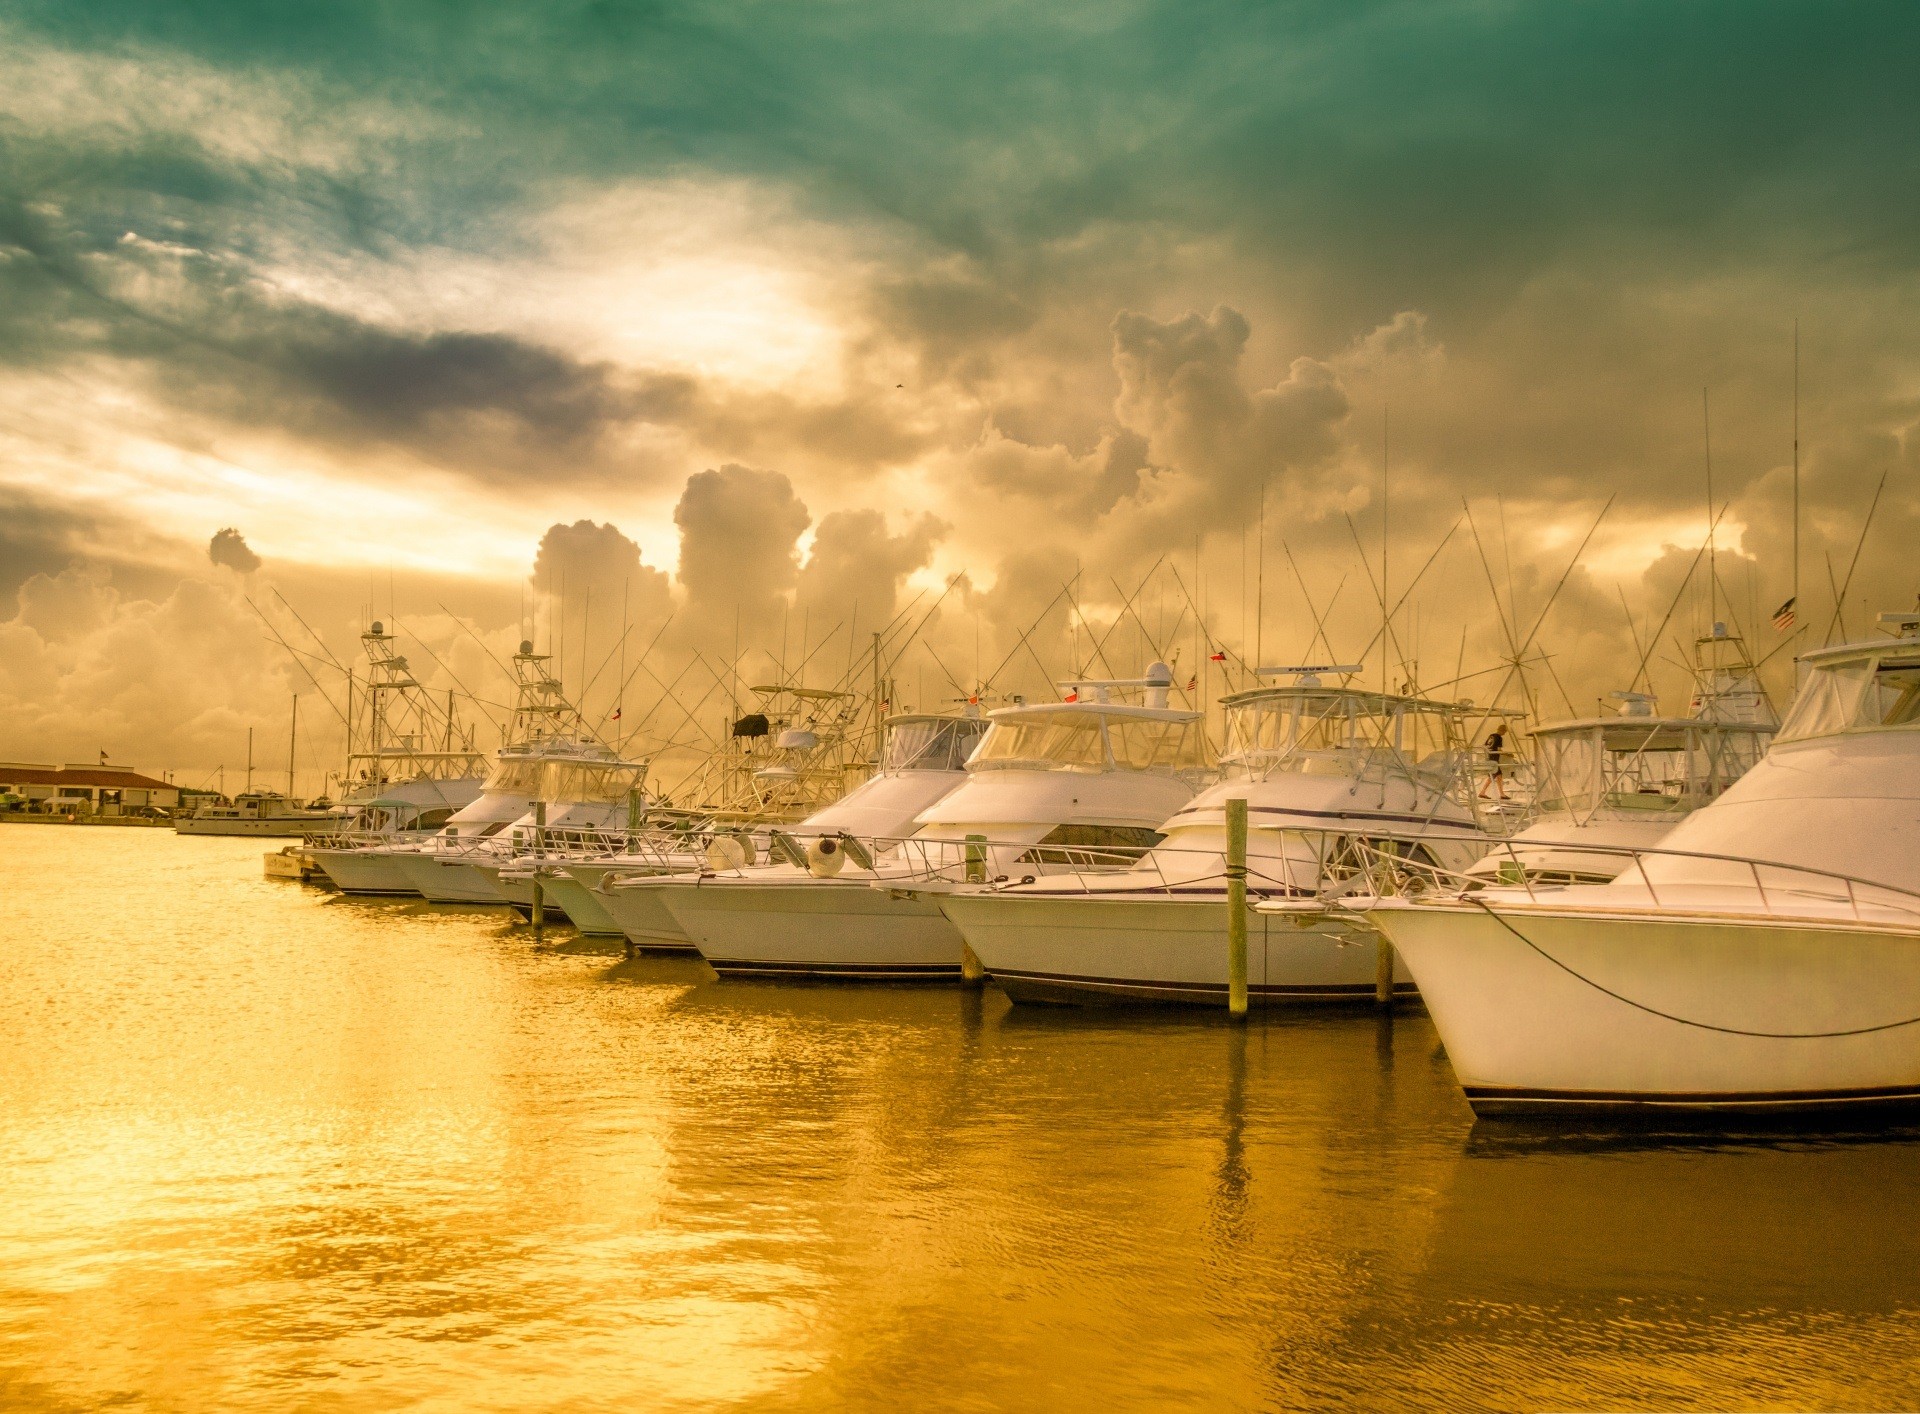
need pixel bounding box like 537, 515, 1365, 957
659, 670, 1209, 980
1367, 613, 1920, 1117
1471, 628, 1776, 884
594, 712, 992, 953
941, 670, 1501, 1005
383, 641, 645, 907
176, 791, 338, 837
307, 622, 490, 895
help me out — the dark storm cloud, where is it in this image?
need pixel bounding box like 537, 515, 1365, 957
207, 527, 260, 574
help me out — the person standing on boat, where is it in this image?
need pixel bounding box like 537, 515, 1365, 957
1479, 726, 1506, 800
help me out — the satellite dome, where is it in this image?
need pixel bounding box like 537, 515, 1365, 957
519, 640, 534, 655
1145, 660, 1173, 685
370, 620, 384, 635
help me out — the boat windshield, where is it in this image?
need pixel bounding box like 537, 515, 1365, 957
1223, 692, 1462, 769
481, 758, 547, 794
1777, 656, 1920, 742
972, 716, 1108, 772
883, 718, 991, 772
1107, 718, 1209, 771
1532, 723, 1766, 817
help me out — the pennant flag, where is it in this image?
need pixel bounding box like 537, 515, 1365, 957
611, 706, 622, 721
1209, 651, 1226, 662
1771, 596, 1797, 633
1063, 689, 1079, 703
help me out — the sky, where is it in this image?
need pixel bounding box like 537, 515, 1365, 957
2, 0, 1917, 790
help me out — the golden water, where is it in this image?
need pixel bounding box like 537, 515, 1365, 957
3, 827, 1918, 1410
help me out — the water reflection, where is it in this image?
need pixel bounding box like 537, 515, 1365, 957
1, 828, 1917, 1410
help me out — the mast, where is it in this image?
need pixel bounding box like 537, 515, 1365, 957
288, 694, 298, 798
246, 727, 253, 795
1381, 404, 1390, 697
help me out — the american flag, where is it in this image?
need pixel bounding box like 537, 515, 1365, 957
1771, 596, 1797, 633
1186, 675, 1197, 692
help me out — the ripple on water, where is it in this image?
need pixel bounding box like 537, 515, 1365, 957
1, 827, 1918, 1410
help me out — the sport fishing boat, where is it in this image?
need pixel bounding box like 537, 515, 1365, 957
594, 711, 992, 952
307, 622, 490, 895
940, 668, 1503, 1005
382, 641, 644, 906
1367, 613, 1920, 1117
659, 669, 1210, 981
1471, 626, 1775, 884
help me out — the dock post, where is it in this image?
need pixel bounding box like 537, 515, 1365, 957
1225, 798, 1248, 1019
1375, 937, 1395, 1008
961, 833, 988, 984
531, 800, 546, 936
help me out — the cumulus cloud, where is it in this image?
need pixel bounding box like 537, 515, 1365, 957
207, 528, 261, 575
672, 464, 812, 635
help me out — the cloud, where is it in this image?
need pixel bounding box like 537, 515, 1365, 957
207, 527, 261, 574
671, 464, 812, 635
796, 509, 945, 636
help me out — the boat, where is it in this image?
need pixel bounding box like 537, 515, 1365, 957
1365, 612, 1920, 1117
382, 641, 646, 906
655, 668, 1209, 980
595, 710, 992, 955
306, 622, 491, 894
176, 790, 339, 837
1469, 626, 1775, 884
940, 668, 1506, 1005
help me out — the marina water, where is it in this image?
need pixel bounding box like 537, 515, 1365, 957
3, 827, 1917, 1409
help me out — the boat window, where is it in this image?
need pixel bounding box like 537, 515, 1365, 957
1107, 718, 1209, 772
1020, 823, 1165, 866
481, 759, 546, 795
1866, 665, 1920, 728
884, 718, 991, 772
537, 762, 646, 803
972, 716, 1109, 771
1776, 661, 1875, 742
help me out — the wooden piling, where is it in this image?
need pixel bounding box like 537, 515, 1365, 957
1375, 937, 1395, 1008
531, 799, 546, 936
961, 833, 988, 984
1225, 798, 1248, 1019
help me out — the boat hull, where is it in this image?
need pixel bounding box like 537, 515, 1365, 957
541, 872, 625, 936
940, 891, 1411, 1006
662, 879, 965, 981
309, 847, 418, 896
1373, 900, 1920, 1116
600, 876, 701, 952
390, 851, 507, 904
176, 817, 328, 837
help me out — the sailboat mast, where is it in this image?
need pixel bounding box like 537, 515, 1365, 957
288, 694, 298, 798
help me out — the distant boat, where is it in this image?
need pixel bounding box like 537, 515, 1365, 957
174, 791, 339, 837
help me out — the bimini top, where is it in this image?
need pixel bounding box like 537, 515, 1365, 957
968, 700, 1208, 775
1774, 616, 1920, 744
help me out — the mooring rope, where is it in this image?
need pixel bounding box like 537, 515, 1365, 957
1464, 895, 1920, 1039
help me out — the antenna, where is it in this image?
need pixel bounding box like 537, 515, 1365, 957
1255, 474, 1267, 670
1381, 403, 1389, 699
1703, 387, 1716, 634
1792, 321, 1801, 618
